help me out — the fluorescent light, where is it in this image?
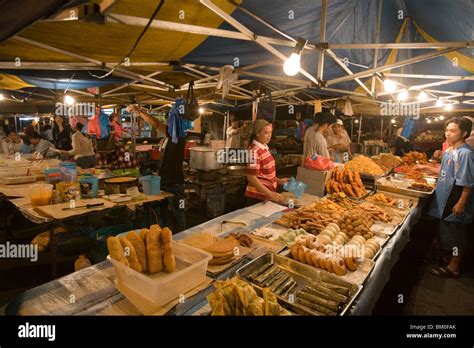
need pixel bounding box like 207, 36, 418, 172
444, 103, 453, 111
283, 53, 301, 76
398, 89, 408, 101
383, 79, 397, 92
417, 91, 428, 101
435, 99, 444, 107
64, 95, 75, 106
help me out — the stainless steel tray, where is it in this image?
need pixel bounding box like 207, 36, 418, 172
236, 252, 362, 316
376, 175, 435, 198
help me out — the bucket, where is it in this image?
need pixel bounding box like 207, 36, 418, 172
79, 175, 99, 198
140, 175, 161, 195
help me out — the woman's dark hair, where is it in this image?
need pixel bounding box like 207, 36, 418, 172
6, 128, 17, 136
109, 113, 118, 122
76, 123, 84, 132
446, 117, 472, 139
29, 131, 41, 140
313, 112, 337, 127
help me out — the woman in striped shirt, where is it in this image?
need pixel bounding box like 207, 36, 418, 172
245, 119, 288, 205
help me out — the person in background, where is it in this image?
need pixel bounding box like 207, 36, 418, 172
53, 116, 72, 151
24, 120, 37, 138
41, 124, 53, 141
245, 119, 289, 205
1, 129, 23, 154
415, 117, 473, 278
29, 131, 53, 157
109, 112, 127, 141
61, 122, 96, 169
394, 127, 413, 156
326, 119, 352, 162
303, 112, 336, 159
464, 116, 474, 148
226, 120, 242, 148
130, 104, 186, 233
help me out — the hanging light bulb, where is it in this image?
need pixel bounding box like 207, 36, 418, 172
198, 107, 204, 114
417, 90, 428, 101
355, 119, 359, 124
0, 94, 4, 101
435, 99, 444, 107
444, 103, 453, 111
64, 95, 75, 106
283, 38, 307, 76
426, 118, 432, 124
383, 79, 397, 92
434, 117, 439, 122
283, 53, 301, 76
398, 89, 408, 101
439, 115, 445, 121
391, 118, 396, 124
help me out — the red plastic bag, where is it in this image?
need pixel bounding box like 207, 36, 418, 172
303, 155, 335, 171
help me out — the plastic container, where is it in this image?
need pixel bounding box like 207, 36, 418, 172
60, 162, 77, 183
30, 183, 53, 207
47, 172, 62, 187
140, 175, 161, 195
79, 175, 99, 198
108, 235, 212, 306
44, 168, 60, 183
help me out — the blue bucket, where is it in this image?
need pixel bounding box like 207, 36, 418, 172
79, 175, 99, 198
141, 175, 161, 195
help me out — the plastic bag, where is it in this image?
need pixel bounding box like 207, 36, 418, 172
303, 154, 335, 171
283, 177, 307, 198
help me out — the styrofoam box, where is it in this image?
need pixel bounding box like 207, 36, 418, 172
109, 232, 212, 307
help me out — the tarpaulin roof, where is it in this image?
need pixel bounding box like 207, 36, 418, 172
0, 0, 472, 114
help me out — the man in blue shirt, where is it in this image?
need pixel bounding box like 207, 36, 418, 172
416, 117, 473, 278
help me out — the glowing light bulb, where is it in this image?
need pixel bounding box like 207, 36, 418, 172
283, 53, 301, 76
0, 94, 4, 101
444, 103, 453, 111
397, 89, 408, 101
439, 115, 445, 121
426, 119, 432, 124
435, 99, 444, 107
198, 107, 204, 114
391, 119, 396, 124
383, 79, 397, 92
417, 91, 428, 101
64, 95, 75, 106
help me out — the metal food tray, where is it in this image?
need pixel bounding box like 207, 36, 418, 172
236, 252, 362, 316
376, 175, 435, 198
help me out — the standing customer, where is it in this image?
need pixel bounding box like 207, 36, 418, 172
226, 120, 242, 148
61, 122, 96, 169
129, 104, 186, 232
53, 116, 72, 151
245, 119, 288, 205
416, 117, 473, 278
1, 129, 23, 154
303, 112, 336, 159
326, 119, 352, 162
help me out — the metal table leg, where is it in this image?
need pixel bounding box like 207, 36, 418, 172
49, 224, 57, 279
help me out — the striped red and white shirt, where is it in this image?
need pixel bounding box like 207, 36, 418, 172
245, 140, 277, 201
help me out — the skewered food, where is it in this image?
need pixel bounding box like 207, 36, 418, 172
358, 202, 392, 223
344, 156, 385, 176
275, 209, 341, 234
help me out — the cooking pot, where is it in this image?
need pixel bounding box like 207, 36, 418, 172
189, 146, 223, 171
227, 165, 247, 176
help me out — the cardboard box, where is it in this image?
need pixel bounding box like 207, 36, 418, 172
296, 166, 333, 197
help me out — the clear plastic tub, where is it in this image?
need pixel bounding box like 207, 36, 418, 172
108, 236, 212, 306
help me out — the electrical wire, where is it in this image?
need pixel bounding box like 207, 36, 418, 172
89, 0, 165, 79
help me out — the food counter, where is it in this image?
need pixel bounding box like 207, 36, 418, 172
6, 190, 427, 316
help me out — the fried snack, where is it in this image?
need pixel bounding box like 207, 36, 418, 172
160, 227, 176, 273
146, 226, 163, 274
127, 231, 148, 272
344, 156, 384, 176
401, 151, 428, 165
326, 167, 367, 197
338, 209, 374, 239
107, 236, 129, 267
263, 288, 280, 316
139, 228, 149, 243
358, 202, 392, 222
119, 236, 142, 272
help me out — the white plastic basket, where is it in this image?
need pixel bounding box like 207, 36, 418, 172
108, 235, 212, 307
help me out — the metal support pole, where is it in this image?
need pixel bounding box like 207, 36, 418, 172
381, 117, 384, 140
357, 115, 363, 144
371, 0, 383, 95
317, 0, 328, 81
